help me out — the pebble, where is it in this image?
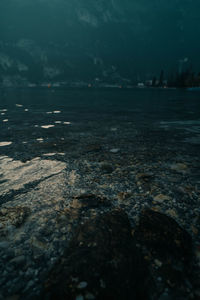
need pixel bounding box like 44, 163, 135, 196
85, 293, 95, 299
25, 280, 35, 290
110, 148, 120, 153
75, 295, 84, 300
0, 241, 10, 249
166, 209, 178, 218
154, 259, 163, 267
77, 281, 88, 289
158, 292, 171, 300
10, 256, 26, 265
100, 279, 106, 288
153, 194, 171, 203
170, 163, 188, 173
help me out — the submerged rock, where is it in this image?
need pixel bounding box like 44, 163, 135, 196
84, 144, 102, 153
71, 194, 111, 210
134, 209, 194, 297
134, 209, 192, 262
134, 209, 192, 261
42, 209, 151, 300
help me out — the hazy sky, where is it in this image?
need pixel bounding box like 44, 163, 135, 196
0, 0, 200, 78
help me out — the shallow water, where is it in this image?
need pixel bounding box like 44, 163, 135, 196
0, 88, 200, 160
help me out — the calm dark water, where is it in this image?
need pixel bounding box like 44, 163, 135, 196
0, 88, 200, 160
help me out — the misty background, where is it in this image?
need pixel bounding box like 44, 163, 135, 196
0, 0, 200, 84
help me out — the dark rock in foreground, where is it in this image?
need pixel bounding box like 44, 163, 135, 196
40, 207, 196, 300
134, 209, 192, 263
42, 209, 151, 300
134, 209, 194, 298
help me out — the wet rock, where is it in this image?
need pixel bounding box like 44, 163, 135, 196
170, 163, 188, 173
136, 173, 155, 191
84, 144, 102, 153
71, 194, 111, 210
153, 194, 171, 203
117, 192, 131, 202
42, 209, 151, 300
0, 206, 30, 237
109, 148, 120, 153
10, 255, 26, 266
134, 209, 196, 298
100, 163, 114, 174
136, 172, 154, 183
165, 209, 178, 219
0, 241, 10, 249
134, 209, 192, 263
0, 156, 66, 197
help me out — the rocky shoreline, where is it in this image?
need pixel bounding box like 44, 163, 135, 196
0, 90, 200, 299
0, 146, 200, 300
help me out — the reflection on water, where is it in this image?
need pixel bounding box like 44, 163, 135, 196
53, 110, 61, 114
0, 141, 12, 146
0, 88, 199, 160
41, 125, 55, 129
